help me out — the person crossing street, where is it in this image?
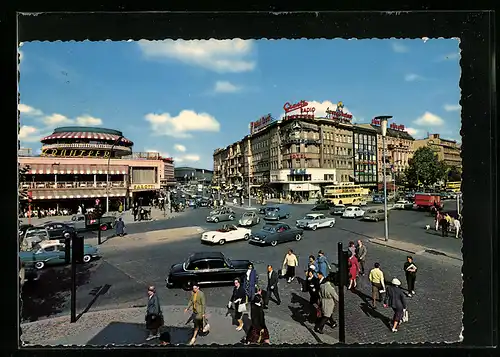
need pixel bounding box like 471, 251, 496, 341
264, 265, 281, 308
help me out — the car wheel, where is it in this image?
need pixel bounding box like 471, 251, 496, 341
83, 255, 92, 263
244, 233, 250, 241
285, 214, 290, 219
229, 215, 235, 220
182, 281, 193, 291
257, 218, 260, 223
34, 261, 45, 270
270, 240, 278, 247
374, 218, 379, 222
295, 234, 302, 241
312, 225, 317, 231
329, 221, 334, 228
218, 239, 226, 245
213, 217, 219, 223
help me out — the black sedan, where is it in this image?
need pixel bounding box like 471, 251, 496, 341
311, 202, 331, 211
330, 204, 346, 215
249, 223, 304, 247
166, 251, 251, 290
43, 222, 77, 239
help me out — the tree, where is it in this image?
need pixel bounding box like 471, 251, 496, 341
19, 164, 30, 210
404, 147, 447, 188
446, 165, 462, 182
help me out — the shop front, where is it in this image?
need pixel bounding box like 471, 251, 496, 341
284, 182, 321, 201
129, 183, 161, 206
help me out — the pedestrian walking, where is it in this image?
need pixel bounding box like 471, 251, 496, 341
435, 211, 441, 231
403, 256, 418, 297
158, 331, 171, 345
383, 278, 408, 332
314, 277, 339, 334
440, 215, 449, 237
305, 269, 321, 317
453, 217, 461, 239
145, 286, 163, 341
244, 294, 270, 345
282, 249, 299, 283
307, 254, 319, 278
356, 240, 367, 276
348, 241, 356, 257
368, 263, 386, 309
347, 253, 360, 290
184, 282, 207, 345
316, 250, 331, 278
243, 263, 259, 302
264, 265, 281, 308
228, 278, 247, 331
115, 217, 125, 237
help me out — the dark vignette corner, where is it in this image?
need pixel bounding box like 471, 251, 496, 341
5, 8, 496, 357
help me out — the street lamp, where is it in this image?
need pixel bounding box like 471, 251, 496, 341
375, 115, 392, 242
106, 135, 124, 213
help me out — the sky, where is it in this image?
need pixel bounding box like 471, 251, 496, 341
18, 39, 461, 170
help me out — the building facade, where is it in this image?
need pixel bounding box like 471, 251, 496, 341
412, 133, 462, 168
352, 125, 378, 188
18, 127, 174, 213
174, 167, 213, 184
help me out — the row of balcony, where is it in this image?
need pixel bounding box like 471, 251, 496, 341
21, 181, 127, 190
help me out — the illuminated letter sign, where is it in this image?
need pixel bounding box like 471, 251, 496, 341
132, 184, 155, 190
41, 148, 111, 158
390, 123, 405, 131
283, 100, 310, 113
250, 114, 272, 134
326, 101, 353, 122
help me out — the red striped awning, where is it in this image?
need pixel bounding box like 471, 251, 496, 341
42, 132, 132, 144
28, 164, 129, 175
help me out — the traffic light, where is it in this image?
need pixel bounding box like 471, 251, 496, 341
71, 232, 84, 264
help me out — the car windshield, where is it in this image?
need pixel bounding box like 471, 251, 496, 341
26, 229, 47, 238
304, 215, 316, 220
262, 225, 276, 232
243, 213, 253, 218
367, 210, 377, 214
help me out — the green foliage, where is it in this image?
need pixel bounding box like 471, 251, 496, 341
404, 147, 447, 188
18, 164, 30, 202
446, 165, 462, 182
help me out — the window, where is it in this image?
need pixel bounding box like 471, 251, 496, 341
44, 246, 56, 252
208, 259, 226, 269
295, 159, 301, 166
296, 144, 300, 153
348, 136, 352, 144
188, 260, 209, 270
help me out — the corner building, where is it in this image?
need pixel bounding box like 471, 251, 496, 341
412, 133, 462, 168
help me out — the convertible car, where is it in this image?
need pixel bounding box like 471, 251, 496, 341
166, 251, 251, 290
201, 224, 252, 245
249, 223, 304, 247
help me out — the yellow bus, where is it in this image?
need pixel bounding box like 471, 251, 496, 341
445, 181, 461, 193
323, 182, 369, 205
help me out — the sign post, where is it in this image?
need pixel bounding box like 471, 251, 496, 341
95, 199, 102, 245
337, 242, 346, 343
27, 190, 32, 225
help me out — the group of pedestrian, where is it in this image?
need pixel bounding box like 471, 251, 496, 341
132, 202, 151, 221
435, 210, 462, 239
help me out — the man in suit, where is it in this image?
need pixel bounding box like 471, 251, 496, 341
264, 265, 281, 308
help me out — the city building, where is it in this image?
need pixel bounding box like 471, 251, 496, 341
351, 124, 378, 188
174, 166, 213, 184
359, 119, 415, 190
18, 126, 174, 212
412, 133, 462, 168
213, 100, 358, 199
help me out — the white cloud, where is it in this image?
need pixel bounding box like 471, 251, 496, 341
405, 127, 421, 137
392, 42, 409, 53
174, 144, 186, 152
19, 125, 43, 142
146, 149, 170, 158
145, 110, 221, 138
444, 104, 461, 112
214, 80, 241, 93
75, 115, 103, 126
18, 104, 43, 116
19, 50, 24, 62
413, 112, 445, 126
174, 154, 200, 163
137, 39, 256, 73
43, 113, 72, 126
404, 73, 424, 82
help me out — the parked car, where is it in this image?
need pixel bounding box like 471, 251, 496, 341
393, 200, 414, 210
19, 240, 100, 270
296, 213, 336, 230
362, 208, 386, 222
311, 202, 331, 211
22, 226, 51, 249
249, 223, 304, 247
342, 206, 365, 218
238, 211, 260, 227
201, 224, 252, 245
263, 205, 291, 221
206, 207, 235, 223
165, 251, 251, 290
330, 204, 346, 216
19, 223, 34, 237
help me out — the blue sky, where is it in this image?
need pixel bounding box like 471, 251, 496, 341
18, 39, 461, 170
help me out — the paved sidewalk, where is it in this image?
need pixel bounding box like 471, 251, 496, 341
21, 305, 339, 346
368, 237, 463, 261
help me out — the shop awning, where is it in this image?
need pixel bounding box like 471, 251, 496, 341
42, 131, 132, 144
28, 164, 128, 175
25, 188, 127, 200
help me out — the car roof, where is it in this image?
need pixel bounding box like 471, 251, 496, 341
306, 213, 322, 217
189, 252, 225, 261
38, 240, 63, 248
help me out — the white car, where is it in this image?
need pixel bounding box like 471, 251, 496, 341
201, 224, 252, 245
393, 200, 414, 210
296, 213, 336, 230
342, 206, 365, 218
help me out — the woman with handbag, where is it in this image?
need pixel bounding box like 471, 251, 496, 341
244, 294, 270, 345
145, 286, 163, 341
383, 278, 408, 333
184, 282, 206, 345
228, 278, 248, 331
282, 249, 299, 283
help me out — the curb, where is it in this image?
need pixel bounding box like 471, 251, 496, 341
368, 238, 463, 262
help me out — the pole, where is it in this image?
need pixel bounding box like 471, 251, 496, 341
106, 136, 123, 213
248, 159, 251, 208
456, 192, 461, 216
97, 215, 102, 245
382, 135, 389, 241
70, 245, 77, 323
337, 242, 346, 343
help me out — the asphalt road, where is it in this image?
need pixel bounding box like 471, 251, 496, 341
22, 200, 463, 343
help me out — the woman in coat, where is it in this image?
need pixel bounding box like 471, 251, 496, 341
383, 278, 408, 333
245, 294, 270, 345
243, 263, 259, 302
145, 286, 163, 341
184, 282, 206, 345
305, 268, 320, 306
115, 217, 125, 237
316, 250, 331, 278
347, 253, 360, 290
229, 278, 247, 331
314, 280, 339, 334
